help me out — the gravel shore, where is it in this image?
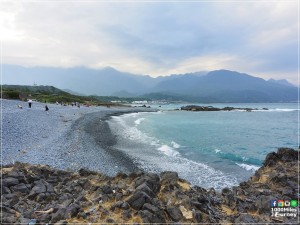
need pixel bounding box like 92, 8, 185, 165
2, 99, 156, 175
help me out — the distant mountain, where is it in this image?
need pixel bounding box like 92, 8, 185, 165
2, 65, 155, 96
268, 78, 295, 87
146, 70, 297, 102
3, 64, 297, 102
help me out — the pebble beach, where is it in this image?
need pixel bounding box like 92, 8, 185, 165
2, 99, 155, 175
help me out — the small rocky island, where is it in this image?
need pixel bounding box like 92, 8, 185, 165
180, 105, 269, 112
1, 148, 298, 224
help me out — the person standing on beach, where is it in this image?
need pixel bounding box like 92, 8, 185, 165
45, 105, 49, 114
28, 99, 32, 108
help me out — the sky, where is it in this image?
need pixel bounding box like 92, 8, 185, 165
0, 0, 298, 84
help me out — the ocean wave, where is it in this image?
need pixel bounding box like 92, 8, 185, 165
158, 145, 180, 157
214, 149, 261, 165
255, 108, 298, 112
134, 118, 145, 125
171, 141, 181, 149
236, 163, 260, 172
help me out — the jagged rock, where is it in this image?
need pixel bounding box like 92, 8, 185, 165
135, 173, 160, 194
2, 177, 19, 187
78, 168, 97, 176
255, 195, 275, 214
179, 205, 193, 219
11, 183, 30, 194
127, 191, 152, 210
115, 192, 123, 201
139, 209, 165, 223
1, 148, 298, 224
18, 217, 31, 224
106, 218, 115, 223
166, 206, 183, 221
65, 203, 80, 218
142, 203, 159, 214
100, 185, 113, 194
136, 183, 155, 198
51, 208, 67, 223
192, 210, 203, 222
28, 181, 48, 199
2, 216, 18, 223
160, 171, 179, 185
122, 209, 132, 219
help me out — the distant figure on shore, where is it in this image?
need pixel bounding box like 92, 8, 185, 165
45, 105, 49, 111
28, 99, 32, 108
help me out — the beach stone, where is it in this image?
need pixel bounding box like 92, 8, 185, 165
192, 211, 203, 222
160, 171, 179, 185
78, 168, 97, 176
11, 183, 30, 194
135, 174, 160, 194
101, 185, 113, 194
115, 192, 123, 201
3, 193, 17, 200
18, 217, 31, 224
136, 183, 155, 198
2, 186, 11, 194
122, 209, 132, 219
65, 203, 80, 218
121, 202, 130, 210
255, 195, 274, 214
166, 206, 183, 221
127, 191, 152, 210
28, 181, 47, 199
4, 216, 18, 223
142, 203, 159, 214
4, 195, 19, 207
2, 177, 19, 187
51, 208, 67, 223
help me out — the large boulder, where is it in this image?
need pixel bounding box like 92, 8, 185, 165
166, 206, 183, 221
127, 191, 152, 210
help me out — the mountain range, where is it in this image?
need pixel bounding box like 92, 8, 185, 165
2, 64, 297, 102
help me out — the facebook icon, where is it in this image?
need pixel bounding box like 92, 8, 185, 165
271, 200, 277, 207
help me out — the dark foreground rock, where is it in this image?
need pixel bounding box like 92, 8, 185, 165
1, 148, 298, 224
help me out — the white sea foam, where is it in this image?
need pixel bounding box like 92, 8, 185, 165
171, 141, 181, 149
215, 148, 221, 153
134, 118, 145, 125
158, 145, 180, 157
236, 163, 260, 172
109, 112, 239, 190
255, 108, 298, 112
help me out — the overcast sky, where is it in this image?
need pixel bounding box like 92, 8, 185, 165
1, 0, 298, 84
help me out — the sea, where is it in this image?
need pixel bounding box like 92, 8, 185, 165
107, 103, 298, 190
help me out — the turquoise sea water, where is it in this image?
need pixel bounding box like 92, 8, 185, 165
108, 103, 298, 190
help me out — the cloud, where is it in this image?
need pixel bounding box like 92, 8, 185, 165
1, 1, 298, 83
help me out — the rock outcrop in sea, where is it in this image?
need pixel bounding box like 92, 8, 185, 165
1, 148, 298, 224
180, 105, 268, 112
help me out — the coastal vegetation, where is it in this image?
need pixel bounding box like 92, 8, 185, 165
1, 85, 146, 106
